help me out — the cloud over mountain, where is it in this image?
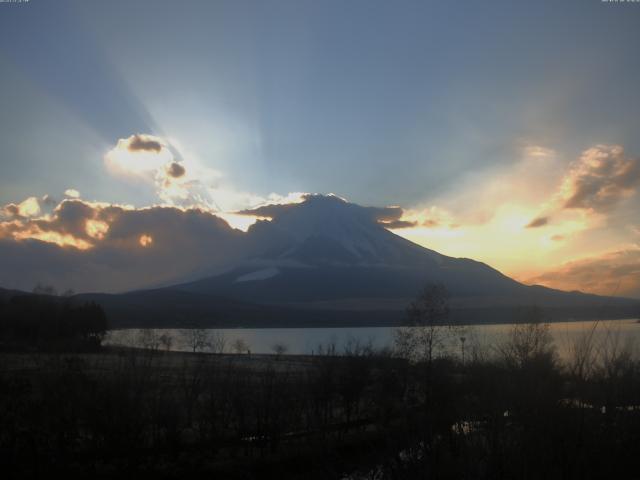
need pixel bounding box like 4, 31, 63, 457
0, 194, 426, 292
238, 194, 413, 228
1, 187, 639, 299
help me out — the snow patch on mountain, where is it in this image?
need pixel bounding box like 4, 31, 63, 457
235, 267, 280, 283
247, 195, 444, 266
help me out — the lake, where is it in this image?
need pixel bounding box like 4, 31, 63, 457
105, 318, 640, 361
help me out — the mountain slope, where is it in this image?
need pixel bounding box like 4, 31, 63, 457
172, 195, 636, 316
243, 195, 444, 267
8, 194, 626, 328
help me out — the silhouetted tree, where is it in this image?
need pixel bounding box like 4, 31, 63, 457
32, 283, 57, 296
271, 342, 288, 358
159, 332, 174, 351
394, 284, 456, 364
0, 295, 107, 350
137, 329, 161, 351
499, 305, 555, 368
186, 328, 210, 353
232, 338, 248, 354
209, 331, 226, 353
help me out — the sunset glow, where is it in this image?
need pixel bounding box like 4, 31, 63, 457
104, 134, 173, 178
2, 3, 639, 476
0, 0, 638, 299
12, 227, 92, 250
139, 234, 153, 247
85, 219, 109, 240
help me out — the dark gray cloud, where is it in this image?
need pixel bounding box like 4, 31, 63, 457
238, 194, 410, 228
526, 216, 549, 228
381, 219, 418, 229
128, 134, 163, 153
0, 200, 246, 293
34, 200, 96, 240
166, 162, 186, 178
237, 202, 298, 218
367, 205, 404, 223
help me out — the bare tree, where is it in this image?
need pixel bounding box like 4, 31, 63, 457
394, 284, 456, 364
343, 335, 374, 357
209, 331, 227, 354
567, 327, 598, 382
185, 328, 210, 353
159, 332, 174, 352
137, 329, 161, 351
462, 327, 488, 364
499, 306, 555, 367
232, 338, 249, 354
271, 343, 288, 358
32, 283, 57, 296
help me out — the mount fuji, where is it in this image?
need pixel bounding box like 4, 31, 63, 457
78, 195, 638, 327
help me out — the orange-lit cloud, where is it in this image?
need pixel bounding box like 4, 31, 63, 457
139, 234, 153, 247
10, 227, 92, 250
525, 247, 640, 298
0, 197, 246, 293
86, 219, 109, 240
390, 206, 458, 230
3, 139, 639, 299
388, 145, 628, 281
2, 196, 41, 219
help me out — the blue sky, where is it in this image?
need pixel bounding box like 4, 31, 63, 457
1, 0, 640, 295
2, 0, 638, 206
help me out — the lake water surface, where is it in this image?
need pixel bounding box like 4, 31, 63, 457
105, 318, 640, 360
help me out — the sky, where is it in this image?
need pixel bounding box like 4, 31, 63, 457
1, 0, 639, 297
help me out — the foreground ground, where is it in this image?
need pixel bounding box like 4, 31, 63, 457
1, 336, 640, 479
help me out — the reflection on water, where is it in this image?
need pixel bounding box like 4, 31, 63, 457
105, 319, 640, 360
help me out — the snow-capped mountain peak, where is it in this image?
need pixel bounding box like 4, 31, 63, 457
243, 195, 441, 266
